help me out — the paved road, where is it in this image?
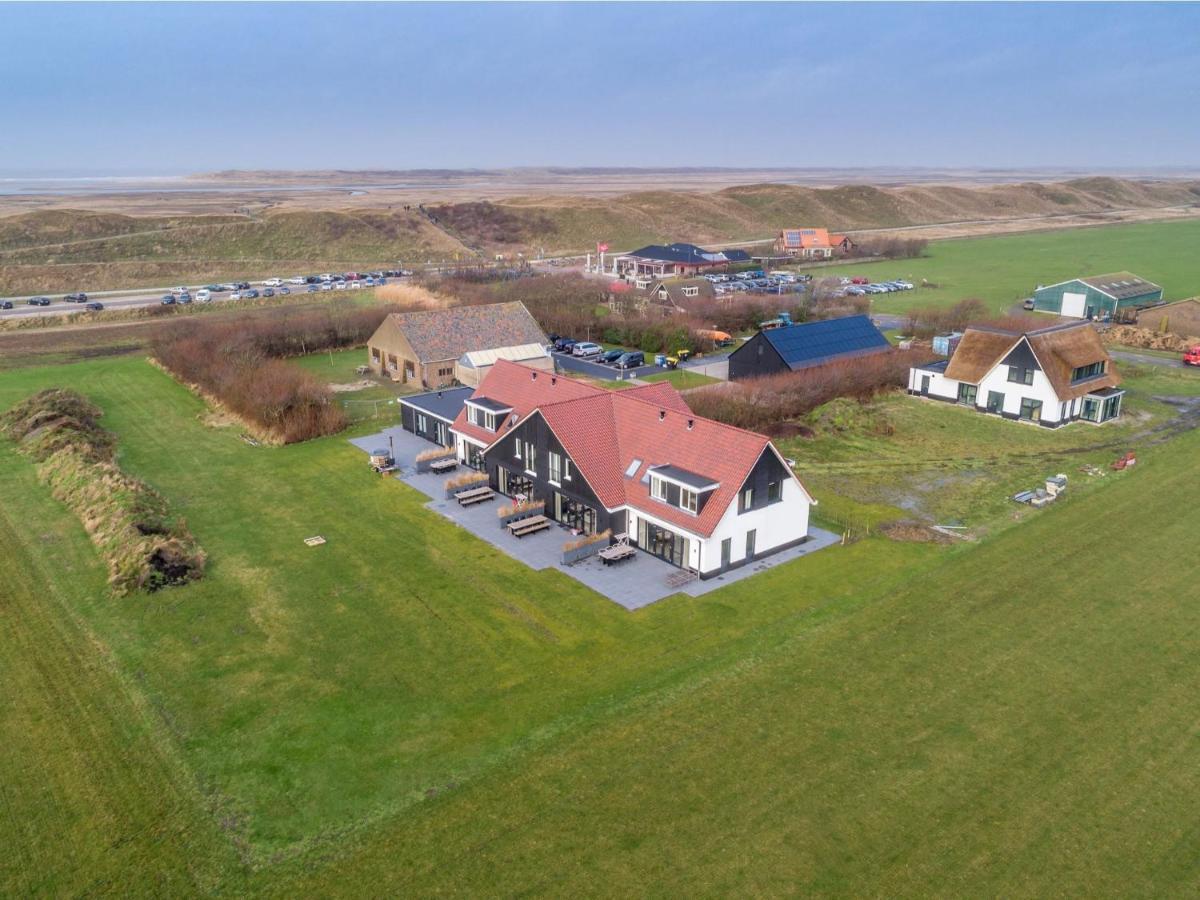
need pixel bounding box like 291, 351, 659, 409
0, 279, 380, 320
1110, 349, 1187, 370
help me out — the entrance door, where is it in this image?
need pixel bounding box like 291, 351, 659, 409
638, 520, 689, 568
920, 375, 931, 395
721, 538, 732, 569
745, 529, 756, 561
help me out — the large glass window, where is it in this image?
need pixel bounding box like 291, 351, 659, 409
681, 489, 697, 514
637, 520, 689, 568
1019, 398, 1043, 422
767, 479, 782, 503
548, 451, 562, 485
986, 391, 1005, 414
1072, 361, 1105, 382
1008, 366, 1035, 385
957, 383, 978, 405
1102, 395, 1121, 421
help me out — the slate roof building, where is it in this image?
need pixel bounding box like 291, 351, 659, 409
366, 301, 547, 389
1032, 272, 1163, 320
727, 315, 892, 380
773, 228, 854, 259
447, 360, 815, 578
613, 243, 751, 281
399, 386, 475, 446
908, 321, 1123, 427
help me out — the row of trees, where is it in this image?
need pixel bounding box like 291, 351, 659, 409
153, 306, 391, 443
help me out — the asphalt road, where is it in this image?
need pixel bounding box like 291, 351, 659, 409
0, 280, 375, 320
1110, 349, 1186, 370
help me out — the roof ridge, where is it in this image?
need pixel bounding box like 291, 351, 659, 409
611, 388, 770, 445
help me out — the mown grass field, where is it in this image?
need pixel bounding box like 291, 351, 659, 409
4, 348, 1200, 894
812, 218, 1200, 317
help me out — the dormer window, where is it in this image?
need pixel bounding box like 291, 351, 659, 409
1071, 360, 1106, 382
647, 465, 718, 515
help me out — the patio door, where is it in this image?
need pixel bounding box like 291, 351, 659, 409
553, 492, 596, 534
435, 421, 448, 446
637, 520, 689, 568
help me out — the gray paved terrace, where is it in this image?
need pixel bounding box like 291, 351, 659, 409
350, 426, 838, 610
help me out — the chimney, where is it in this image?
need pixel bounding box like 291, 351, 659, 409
531, 371, 537, 380
551, 376, 557, 385
659, 410, 666, 421
687, 419, 694, 430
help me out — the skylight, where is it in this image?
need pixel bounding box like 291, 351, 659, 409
625, 458, 642, 477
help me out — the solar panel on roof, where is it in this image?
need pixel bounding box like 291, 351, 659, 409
761, 315, 890, 370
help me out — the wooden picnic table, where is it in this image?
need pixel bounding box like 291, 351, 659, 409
429, 457, 459, 473
456, 486, 494, 506
599, 533, 637, 565
508, 515, 550, 538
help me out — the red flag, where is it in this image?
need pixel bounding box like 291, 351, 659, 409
597, 242, 609, 252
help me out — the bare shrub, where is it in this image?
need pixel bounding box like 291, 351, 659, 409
687, 349, 929, 433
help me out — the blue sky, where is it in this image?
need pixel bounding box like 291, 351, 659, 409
1, 1, 1197, 173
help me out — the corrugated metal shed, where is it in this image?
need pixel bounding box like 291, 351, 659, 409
760, 315, 891, 370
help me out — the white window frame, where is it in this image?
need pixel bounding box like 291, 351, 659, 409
651, 475, 668, 501
416, 413, 428, 432
524, 441, 537, 476
681, 488, 698, 514
548, 451, 562, 486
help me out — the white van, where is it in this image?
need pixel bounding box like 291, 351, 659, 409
262, 277, 283, 287
319, 273, 334, 283
195, 289, 211, 303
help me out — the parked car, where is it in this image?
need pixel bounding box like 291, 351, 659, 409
850, 276, 870, 285
204, 284, 224, 292
553, 337, 577, 353
307, 285, 319, 293
572, 341, 603, 358
195, 289, 211, 302
616, 351, 645, 369
279, 286, 291, 295
234, 281, 250, 290
161, 295, 176, 305
85, 301, 104, 311
1, 300, 13, 310
1184, 346, 1200, 367
177, 295, 192, 305
600, 348, 626, 364
263, 277, 283, 287
333, 281, 346, 290
262, 288, 275, 298
287, 276, 306, 285
28, 296, 51, 306
64, 292, 88, 303
1022, 298, 1036, 310
320, 283, 333, 291
243, 289, 260, 299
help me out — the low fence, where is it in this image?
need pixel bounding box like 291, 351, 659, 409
561, 529, 613, 565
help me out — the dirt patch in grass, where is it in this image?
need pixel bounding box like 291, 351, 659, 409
329, 380, 374, 393
880, 521, 954, 544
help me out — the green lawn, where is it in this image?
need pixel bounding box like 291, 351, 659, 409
639, 368, 721, 389
814, 217, 1200, 316
784, 363, 1200, 536
6, 350, 1200, 894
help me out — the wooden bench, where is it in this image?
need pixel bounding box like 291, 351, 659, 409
508, 515, 550, 538
455, 486, 494, 506
429, 457, 458, 473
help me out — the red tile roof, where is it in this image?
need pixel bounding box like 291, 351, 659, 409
456, 360, 811, 537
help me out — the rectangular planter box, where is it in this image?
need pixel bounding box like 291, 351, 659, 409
561, 540, 607, 565
416, 454, 456, 474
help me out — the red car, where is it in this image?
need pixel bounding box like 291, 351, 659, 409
1183, 346, 1200, 367
850, 276, 870, 285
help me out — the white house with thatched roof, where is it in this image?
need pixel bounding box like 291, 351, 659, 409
908, 322, 1124, 426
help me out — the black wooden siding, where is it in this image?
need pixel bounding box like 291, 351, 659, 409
400, 404, 452, 446
737, 448, 789, 513
485, 413, 618, 532
728, 332, 790, 381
